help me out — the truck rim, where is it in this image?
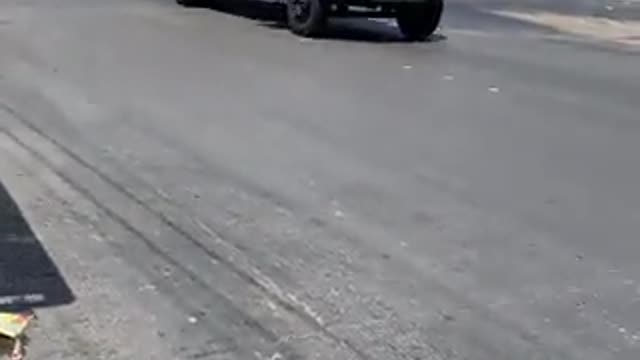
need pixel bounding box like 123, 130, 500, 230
290, 0, 312, 23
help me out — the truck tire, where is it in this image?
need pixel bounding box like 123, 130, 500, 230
287, 0, 328, 37
396, 0, 443, 41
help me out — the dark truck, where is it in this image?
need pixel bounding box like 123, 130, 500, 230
177, 0, 443, 41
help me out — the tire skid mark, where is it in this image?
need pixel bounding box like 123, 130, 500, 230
0, 100, 371, 360
0, 122, 286, 348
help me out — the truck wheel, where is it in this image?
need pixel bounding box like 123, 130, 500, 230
287, 0, 328, 37
396, 0, 443, 41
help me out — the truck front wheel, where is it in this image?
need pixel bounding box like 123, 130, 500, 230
287, 0, 328, 37
396, 0, 443, 41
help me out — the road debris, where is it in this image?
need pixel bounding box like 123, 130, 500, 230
9, 337, 24, 360
0, 311, 34, 360
488, 86, 500, 93
138, 283, 157, 292
0, 312, 34, 340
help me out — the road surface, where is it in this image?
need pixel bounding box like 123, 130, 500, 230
1, 0, 639, 359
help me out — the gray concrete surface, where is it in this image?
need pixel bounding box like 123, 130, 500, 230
1, 0, 639, 359
451, 0, 640, 20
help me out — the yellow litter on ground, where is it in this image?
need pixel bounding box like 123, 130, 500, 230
0, 311, 34, 339
0, 311, 33, 360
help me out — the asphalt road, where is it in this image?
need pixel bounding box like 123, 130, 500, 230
1, 0, 639, 359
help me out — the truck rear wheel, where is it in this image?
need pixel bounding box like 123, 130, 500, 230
396, 0, 443, 41
287, 0, 328, 37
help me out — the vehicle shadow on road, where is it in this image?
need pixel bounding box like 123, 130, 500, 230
263, 18, 446, 43
0, 181, 74, 313
180, 0, 446, 43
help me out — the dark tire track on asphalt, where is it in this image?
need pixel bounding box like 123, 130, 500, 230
71, 102, 584, 360
10, 163, 256, 359
75, 102, 597, 360
0, 100, 372, 360
0, 115, 294, 360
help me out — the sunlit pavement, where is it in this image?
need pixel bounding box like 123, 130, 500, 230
1, 0, 640, 359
